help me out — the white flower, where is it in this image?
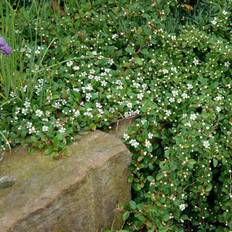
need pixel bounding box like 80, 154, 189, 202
185, 122, 192, 128
182, 113, 187, 118
171, 67, 177, 73
86, 92, 92, 101
141, 119, 147, 125
165, 110, 172, 116
35, 49, 41, 55
215, 95, 223, 101
24, 100, 30, 108
73, 88, 80, 92
162, 69, 169, 74
22, 108, 28, 115
216, 106, 221, 112
123, 133, 130, 140
101, 80, 107, 87
108, 58, 114, 65
15, 107, 20, 115
224, 61, 230, 68
35, 109, 43, 117
66, 61, 73, 67
129, 139, 139, 148
127, 102, 133, 109
148, 133, 154, 139
203, 140, 210, 149
169, 97, 175, 103
171, 35, 176, 41
145, 139, 152, 148
42, 126, 49, 132
179, 204, 187, 211
193, 58, 200, 65
73, 110, 80, 117
181, 93, 188, 99
28, 126, 36, 134
73, 65, 79, 71
137, 93, 144, 100
58, 127, 66, 133
172, 90, 178, 97
26, 53, 31, 58
96, 102, 102, 108
83, 108, 93, 117
10, 91, 16, 98
187, 83, 193, 90
85, 83, 93, 91
190, 113, 197, 121
53, 101, 62, 109
211, 18, 217, 25
112, 34, 119, 39
26, 122, 35, 134
26, 122, 33, 128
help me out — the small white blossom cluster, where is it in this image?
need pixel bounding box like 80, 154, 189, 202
26, 122, 36, 134
129, 139, 139, 148
22, 100, 31, 115
53, 99, 67, 109
35, 109, 43, 118
35, 79, 45, 95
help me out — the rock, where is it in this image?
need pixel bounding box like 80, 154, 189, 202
0, 176, 16, 189
0, 130, 131, 232
0, 152, 4, 162
109, 115, 137, 139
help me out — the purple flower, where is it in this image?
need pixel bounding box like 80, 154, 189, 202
0, 37, 6, 47
0, 45, 12, 55
0, 37, 12, 55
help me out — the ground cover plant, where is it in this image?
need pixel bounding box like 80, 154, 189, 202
0, 0, 231, 231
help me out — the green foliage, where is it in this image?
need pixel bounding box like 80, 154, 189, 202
0, 1, 18, 98
0, 0, 231, 230
0, 0, 41, 99
121, 1, 232, 231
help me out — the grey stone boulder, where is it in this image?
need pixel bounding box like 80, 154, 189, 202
0, 130, 131, 232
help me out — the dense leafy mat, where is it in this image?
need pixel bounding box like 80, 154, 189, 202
0, 0, 231, 231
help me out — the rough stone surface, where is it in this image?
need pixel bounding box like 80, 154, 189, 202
109, 116, 136, 139
0, 176, 16, 189
0, 130, 131, 232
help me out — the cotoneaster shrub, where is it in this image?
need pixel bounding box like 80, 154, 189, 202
122, 26, 232, 231
121, 1, 232, 231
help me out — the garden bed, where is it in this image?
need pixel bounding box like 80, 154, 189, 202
0, 0, 231, 231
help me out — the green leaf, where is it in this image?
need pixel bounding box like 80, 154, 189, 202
133, 183, 142, 191
156, 173, 163, 181
188, 159, 197, 168
135, 213, 145, 223
122, 211, 130, 221
147, 176, 154, 182
206, 184, 213, 192
135, 57, 143, 66
129, 200, 137, 210
213, 158, 218, 167
125, 47, 135, 54
128, 175, 134, 183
